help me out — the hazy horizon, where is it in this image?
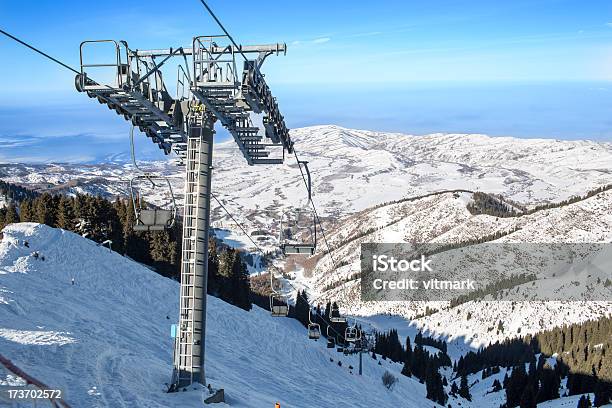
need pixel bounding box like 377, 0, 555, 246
3, 0, 612, 163
1, 80, 611, 164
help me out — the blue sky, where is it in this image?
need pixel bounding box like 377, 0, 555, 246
2, 0, 612, 87
1, 0, 612, 162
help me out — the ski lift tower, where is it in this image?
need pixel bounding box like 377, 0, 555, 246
76, 35, 293, 390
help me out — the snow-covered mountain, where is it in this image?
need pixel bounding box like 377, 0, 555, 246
2, 125, 612, 249
1, 125, 612, 407
1, 125, 611, 350
305, 187, 612, 350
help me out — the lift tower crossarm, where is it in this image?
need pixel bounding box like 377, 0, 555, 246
133, 43, 286, 58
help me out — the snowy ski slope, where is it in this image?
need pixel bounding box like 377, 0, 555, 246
0, 223, 437, 407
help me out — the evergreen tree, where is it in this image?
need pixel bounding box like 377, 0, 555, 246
4, 203, 18, 224
293, 290, 309, 327
412, 342, 427, 380
593, 380, 611, 407
536, 368, 560, 402
451, 381, 459, 395
404, 335, 412, 367
35, 193, 56, 226
459, 373, 471, 401
506, 365, 528, 407
215, 247, 251, 311
230, 250, 251, 311
520, 383, 537, 408
425, 361, 448, 405
121, 198, 137, 255
577, 395, 592, 408
0, 208, 6, 230
19, 199, 32, 222
401, 359, 412, 377
149, 230, 177, 278
56, 196, 75, 230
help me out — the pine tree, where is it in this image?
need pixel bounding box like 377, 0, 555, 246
404, 335, 412, 367
536, 368, 560, 402
520, 383, 537, 408
122, 198, 136, 255
451, 381, 459, 396
506, 365, 528, 407
401, 359, 412, 377
4, 203, 18, 224
593, 379, 611, 407
293, 290, 309, 327
577, 394, 592, 408
228, 250, 251, 311
425, 361, 448, 405
214, 247, 251, 311
0, 208, 6, 230
459, 373, 471, 401
35, 193, 57, 226
56, 196, 75, 230
149, 230, 176, 277
19, 199, 32, 221
412, 342, 426, 380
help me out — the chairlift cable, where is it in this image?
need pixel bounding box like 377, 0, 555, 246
197, 0, 333, 267
196, 0, 249, 63
129, 125, 158, 187
211, 193, 267, 256
0, 29, 80, 75
291, 148, 337, 267
210, 193, 347, 339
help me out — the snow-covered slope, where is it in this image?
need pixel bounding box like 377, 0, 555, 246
300, 187, 612, 351
0, 223, 436, 407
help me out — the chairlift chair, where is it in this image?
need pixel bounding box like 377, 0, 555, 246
307, 308, 320, 340
269, 293, 289, 317
129, 175, 177, 232
279, 209, 316, 255
345, 326, 361, 343
329, 303, 347, 324
279, 160, 317, 255
268, 271, 289, 317
308, 323, 321, 340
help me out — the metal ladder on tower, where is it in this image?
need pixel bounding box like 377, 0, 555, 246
173, 111, 215, 388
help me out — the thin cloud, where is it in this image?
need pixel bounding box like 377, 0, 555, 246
291, 37, 332, 46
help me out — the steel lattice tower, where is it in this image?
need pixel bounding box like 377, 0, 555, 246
76, 35, 293, 391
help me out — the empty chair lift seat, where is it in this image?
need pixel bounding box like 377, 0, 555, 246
134, 209, 174, 231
